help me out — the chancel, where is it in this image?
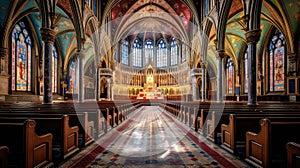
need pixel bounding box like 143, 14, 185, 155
0, 0, 300, 168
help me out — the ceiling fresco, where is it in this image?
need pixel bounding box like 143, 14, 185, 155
0, 0, 11, 27
57, 0, 72, 17
22, 0, 37, 14
228, 0, 242, 18
283, 0, 300, 36
29, 12, 42, 46
257, 20, 271, 54
57, 31, 75, 58
111, 0, 192, 41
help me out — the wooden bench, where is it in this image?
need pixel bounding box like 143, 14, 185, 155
0, 115, 79, 162
220, 114, 300, 156
0, 120, 53, 168
287, 142, 300, 168
0, 146, 8, 168
245, 119, 300, 168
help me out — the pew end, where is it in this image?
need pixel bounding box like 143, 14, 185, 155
0, 146, 9, 168
287, 142, 300, 168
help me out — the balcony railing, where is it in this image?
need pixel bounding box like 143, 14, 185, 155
99, 68, 113, 76
190, 68, 201, 76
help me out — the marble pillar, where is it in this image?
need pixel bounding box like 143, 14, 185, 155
107, 78, 111, 100
201, 63, 206, 102
40, 28, 56, 104
246, 29, 261, 106
217, 50, 225, 103
191, 76, 198, 101
77, 50, 85, 103
95, 66, 99, 101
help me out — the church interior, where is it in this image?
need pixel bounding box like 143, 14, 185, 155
1, 0, 300, 167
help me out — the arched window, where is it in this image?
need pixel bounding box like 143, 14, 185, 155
52, 46, 58, 93
68, 58, 77, 93
171, 38, 178, 66
145, 39, 154, 66
11, 21, 32, 91
269, 29, 285, 92
157, 39, 167, 67
121, 40, 129, 65
244, 51, 248, 93
132, 39, 142, 67
226, 58, 234, 94
182, 43, 186, 63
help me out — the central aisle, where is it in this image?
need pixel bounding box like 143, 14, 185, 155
63, 106, 249, 168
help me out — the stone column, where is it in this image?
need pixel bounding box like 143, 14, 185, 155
201, 63, 206, 102
77, 50, 85, 103
111, 83, 114, 101
40, 28, 56, 104
0, 47, 9, 75
217, 50, 225, 103
95, 66, 99, 101
246, 29, 261, 106
119, 41, 123, 63
191, 76, 198, 101
107, 78, 111, 100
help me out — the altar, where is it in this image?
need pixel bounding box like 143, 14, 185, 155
136, 64, 165, 100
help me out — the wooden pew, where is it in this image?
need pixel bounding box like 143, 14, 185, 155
245, 119, 300, 168
287, 142, 300, 168
0, 115, 79, 162
204, 110, 300, 144
0, 146, 9, 168
0, 120, 53, 168
220, 114, 300, 156
68, 113, 94, 147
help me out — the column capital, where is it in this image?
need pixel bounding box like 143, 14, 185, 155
287, 52, 296, 58
76, 50, 86, 59
0, 47, 8, 57
40, 28, 56, 43
216, 50, 225, 59
245, 29, 261, 44
201, 62, 206, 69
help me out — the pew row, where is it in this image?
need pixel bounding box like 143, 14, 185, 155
220, 114, 300, 156
286, 142, 300, 168
0, 115, 79, 162
0, 120, 53, 168
0, 146, 9, 168
245, 119, 300, 168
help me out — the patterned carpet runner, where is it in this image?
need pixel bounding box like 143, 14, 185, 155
65, 106, 248, 168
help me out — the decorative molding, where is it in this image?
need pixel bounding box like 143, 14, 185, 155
216, 49, 225, 59
40, 28, 56, 43
245, 29, 261, 44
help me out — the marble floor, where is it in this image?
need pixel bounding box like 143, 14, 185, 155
61, 106, 250, 168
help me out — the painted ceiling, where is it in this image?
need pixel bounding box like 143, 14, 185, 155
111, 0, 192, 41
0, 0, 11, 27
282, 0, 300, 36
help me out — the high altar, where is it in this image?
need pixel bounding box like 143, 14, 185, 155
136, 64, 165, 100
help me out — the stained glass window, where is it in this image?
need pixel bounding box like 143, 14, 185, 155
171, 38, 178, 66
132, 39, 142, 67
226, 58, 234, 94
52, 46, 58, 93
269, 30, 285, 92
182, 43, 186, 63
121, 40, 129, 65
11, 21, 32, 91
145, 39, 154, 66
157, 39, 167, 67
244, 51, 248, 93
